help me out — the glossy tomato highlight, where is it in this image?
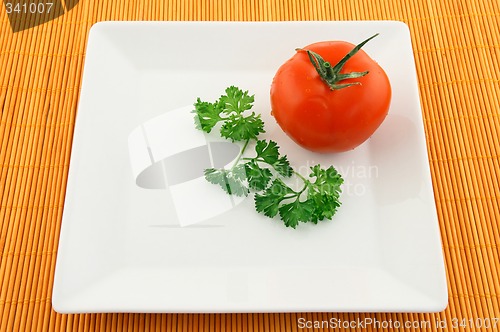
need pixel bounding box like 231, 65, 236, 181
270, 34, 391, 153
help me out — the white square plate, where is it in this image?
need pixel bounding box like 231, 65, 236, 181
53, 21, 447, 313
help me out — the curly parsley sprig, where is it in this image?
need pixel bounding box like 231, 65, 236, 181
193, 86, 343, 228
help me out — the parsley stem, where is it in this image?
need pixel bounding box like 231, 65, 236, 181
292, 170, 310, 197
230, 139, 250, 171
292, 170, 308, 184
240, 158, 310, 196
242, 157, 290, 176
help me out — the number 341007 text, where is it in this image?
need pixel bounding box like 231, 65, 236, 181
5, 2, 54, 14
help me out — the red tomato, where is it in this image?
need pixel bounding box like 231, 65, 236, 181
270, 35, 391, 153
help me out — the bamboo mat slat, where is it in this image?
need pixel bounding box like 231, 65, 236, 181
1, 0, 500, 331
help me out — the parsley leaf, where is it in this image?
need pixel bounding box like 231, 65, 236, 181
254, 178, 316, 228
220, 112, 264, 142
204, 167, 249, 197
254, 140, 293, 177
254, 179, 294, 218
254, 165, 343, 227
255, 140, 279, 164
193, 98, 224, 133
278, 198, 316, 228
307, 165, 343, 223
220, 86, 255, 114
193, 86, 264, 142
273, 156, 293, 177
244, 160, 273, 191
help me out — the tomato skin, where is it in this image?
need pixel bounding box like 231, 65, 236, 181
270, 41, 391, 153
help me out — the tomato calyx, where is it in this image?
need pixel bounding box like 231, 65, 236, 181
296, 33, 379, 90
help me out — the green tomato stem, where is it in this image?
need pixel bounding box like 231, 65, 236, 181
297, 33, 379, 90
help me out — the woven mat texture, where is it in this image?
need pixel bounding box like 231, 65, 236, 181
1, 0, 499, 331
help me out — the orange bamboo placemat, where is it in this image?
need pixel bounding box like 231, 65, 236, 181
1, 0, 499, 331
